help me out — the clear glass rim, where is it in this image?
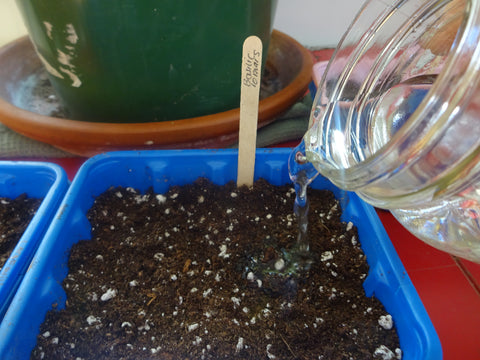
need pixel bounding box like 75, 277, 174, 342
312, 0, 480, 191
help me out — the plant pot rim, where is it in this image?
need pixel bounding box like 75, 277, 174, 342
0, 30, 313, 156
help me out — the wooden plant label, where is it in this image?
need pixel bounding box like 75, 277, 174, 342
237, 35, 263, 187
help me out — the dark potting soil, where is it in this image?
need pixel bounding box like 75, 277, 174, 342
0, 194, 42, 270
31, 179, 401, 360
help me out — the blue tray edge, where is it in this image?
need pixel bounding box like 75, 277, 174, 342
0, 150, 441, 359
0, 161, 69, 319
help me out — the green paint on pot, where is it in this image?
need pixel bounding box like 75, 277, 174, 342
16, 0, 277, 122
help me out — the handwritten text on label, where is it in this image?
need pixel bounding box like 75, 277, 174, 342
243, 50, 261, 88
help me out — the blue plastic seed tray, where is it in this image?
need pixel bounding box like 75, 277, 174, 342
0, 149, 441, 359
0, 161, 68, 320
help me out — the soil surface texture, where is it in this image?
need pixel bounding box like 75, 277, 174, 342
0, 194, 42, 270
32, 179, 401, 360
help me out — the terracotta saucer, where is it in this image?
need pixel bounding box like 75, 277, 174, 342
0, 30, 313, 157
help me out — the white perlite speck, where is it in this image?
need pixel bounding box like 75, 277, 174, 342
373, 345, 398, 360
321, 251, 334, 262
218, 244, 230, 258
187, 323, 199, 332
346, 221, 354, 231
266, 344, 276, 359
100, 288, 117, 301
378, 314, 393, 330
154, 253, 165, 261
235, 337, 244, 353
274, 258, 285, 271
86, 315, 101, 325
231, 297, 241, 308
351, 235, 358, 245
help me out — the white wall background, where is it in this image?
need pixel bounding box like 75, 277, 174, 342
273, 0, 361, 48
0, 0, 25, 47
0, 0, 363, 48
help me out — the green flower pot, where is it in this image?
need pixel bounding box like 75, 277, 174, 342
15, 0, 277, 122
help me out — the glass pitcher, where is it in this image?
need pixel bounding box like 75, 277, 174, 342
298, 0, 480, 262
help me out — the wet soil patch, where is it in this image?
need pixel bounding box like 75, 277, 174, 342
0, 194, 42, 270
32, 179, 401, 359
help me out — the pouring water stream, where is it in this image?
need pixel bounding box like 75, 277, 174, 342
285, 73, 437, 265
288, 140, 319, 254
